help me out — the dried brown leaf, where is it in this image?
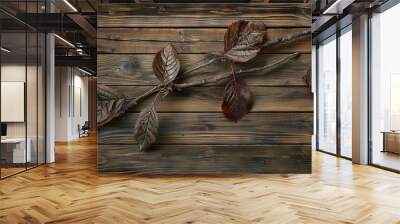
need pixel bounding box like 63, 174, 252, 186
152, 44, 181, 85
97, 85, 129, 127
221, 79, 254, 122
134, 103, 159, 151
224, 20, 266, 63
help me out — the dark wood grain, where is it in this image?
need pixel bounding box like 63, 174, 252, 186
98, 3, 311, 28
98, 53, 311, 86
98, 3, 311, 16
97, 3, 312, 174
98, 144, 311, 174
98, 113, 313, 145
106, 86, 313, 112
98, 28, 310, 54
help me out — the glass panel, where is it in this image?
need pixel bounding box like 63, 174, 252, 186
1, 29, 27, 177
317, 35, 337, 154
339, 27, 352, 158
371, 4, 400, 171
0, 1, 46, 179
38, 32, 45, 165
27, 30, 38, 169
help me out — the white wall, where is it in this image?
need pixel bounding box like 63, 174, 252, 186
1, 65, 29, 138
1, 63, 46, 164
73, 73, 89, 138
55, 67, 89, 141
55, 66, 70, 141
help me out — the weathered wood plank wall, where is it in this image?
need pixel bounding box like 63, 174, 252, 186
97, 3, 313, 174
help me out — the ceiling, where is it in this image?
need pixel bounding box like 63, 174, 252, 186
0, 0, 97, 74
1, 0, 314, 75
311, 0, 391, 42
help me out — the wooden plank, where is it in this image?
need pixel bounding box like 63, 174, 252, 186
98, 144, 312, 174
98, 53, 311, 86
96, 3, 313, 175
98, 28, 310, 54
98, 113, 313, 145
98, 16, 311, 28
107, 86, 313, 112
98, 3, 311, 17
98, 4, 311, 28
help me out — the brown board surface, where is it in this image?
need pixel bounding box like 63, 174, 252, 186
97, 3, 312, 174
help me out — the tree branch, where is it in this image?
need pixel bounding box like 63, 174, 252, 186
262, 29, 311, 49
98, 53, 300, 128
124, 85, 161, 108
121, 52, 299, 108
174, 53, 299, 89
100, 30, 310, 79
179, 30, 310, 76
179, 53, 224, 77
97, 29, 310, 128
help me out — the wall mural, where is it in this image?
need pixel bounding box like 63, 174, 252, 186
97, 3, 313, 174
98, 20, 311, 151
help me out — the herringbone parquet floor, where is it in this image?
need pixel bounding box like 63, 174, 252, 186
1, 135, 400, 224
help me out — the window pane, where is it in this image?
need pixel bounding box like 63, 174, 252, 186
38, 32, 45, 165
340, 27, 352, 158
27, 30, 38, 169
371, 3, 400, 171
318, 35, 337, 154
1, 30, 28, 177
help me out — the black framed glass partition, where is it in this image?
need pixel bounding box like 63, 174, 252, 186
0, 0, 46, 179
0, 22, 28, 178
316, 24, 353, 159
369, 1, 400, 172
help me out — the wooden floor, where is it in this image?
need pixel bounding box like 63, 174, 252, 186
372, 150, 400, 171
1, 167, 26, 178
0, 136, 400, 224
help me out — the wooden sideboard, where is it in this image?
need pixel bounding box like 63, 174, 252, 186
382, 132, 400, 154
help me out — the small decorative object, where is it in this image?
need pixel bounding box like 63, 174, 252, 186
97, 20, 311, 151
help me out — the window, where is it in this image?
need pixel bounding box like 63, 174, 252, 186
317, 35, 337, 154
316, 24, 353, 159
0, 1, 47, 179
339, 26, 352, 158
370, 3, 400, 171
